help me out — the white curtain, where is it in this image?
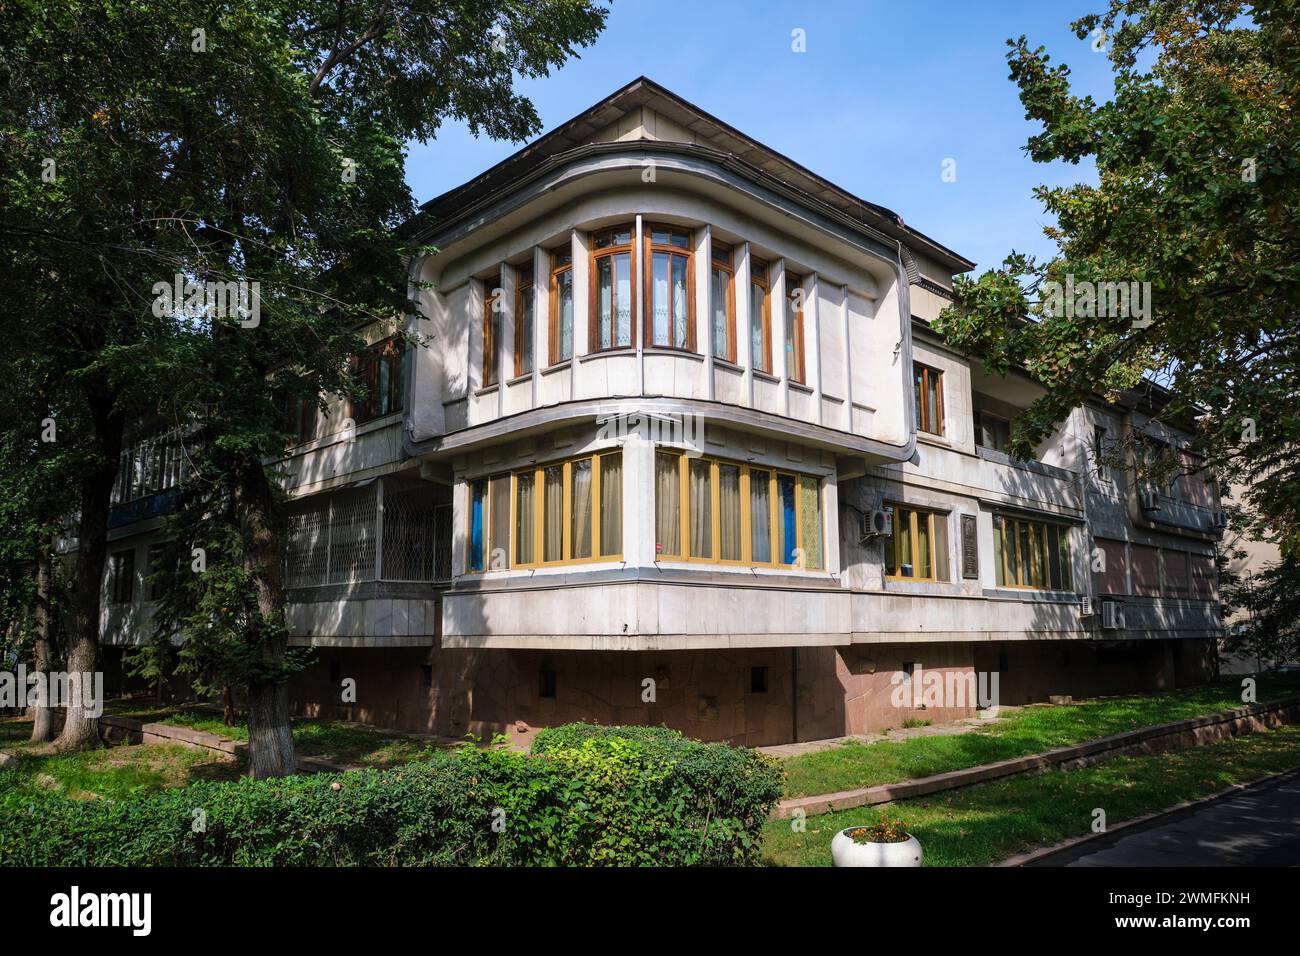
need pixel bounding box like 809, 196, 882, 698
600, 452, 622, 556
655, 453, 681, 556
571, 459, 593, 559
719, 465, 741, 560
689, 460, 712, 558
750, 469, 771, 563
544, 466, 564, 562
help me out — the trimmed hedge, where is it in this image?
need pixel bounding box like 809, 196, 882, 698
531, 722, 687, 752
0, 725, 783, 867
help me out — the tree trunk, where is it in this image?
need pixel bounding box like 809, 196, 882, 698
222, 684, 235, 726
233, 454, 296, 778
30, 544, 56, 742
55, 400, 124, 752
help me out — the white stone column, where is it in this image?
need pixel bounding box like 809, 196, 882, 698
498, 263, 514, 419
772, 258, 789, 414
696, 224, 713, 400
570, 228, 588, 401
531, 245, 548, 401
737, 241, 753, 408
808, 273, 823, 425
621, 433, 654, 567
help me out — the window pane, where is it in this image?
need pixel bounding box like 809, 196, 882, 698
571, 458, 593, 560
750, 283, 767, 370
597, 257, 613, 349
468, 479, 486, 572
1018, 522, 1032, 586
518, 285, 534, 374
916, 511, 932, 579
926, 372, 940, 434
898, 507, 914, 577
651, 251, 669, 346
615, 252, 632, 346
719, 464, 741, 561
914, 368, 924, 430
1058, 528, 1072, 591
489, 476, 510, 570
934, 512, 949, 582
750, 469, 771, 563
993, 515, 1005, 586
778, 475, 797, 564
543, 465, 564, 562
1047, 525, 1060, 589
798, 475, 821, 569
600, 452, 622, 557
672, 254, 689, 348
689, 459, 712, 558
655, 453, 681, 557
885, 507, 897, 576
515, 473, 535, 565
711, 267, 730, 359
557, 270, 573, 360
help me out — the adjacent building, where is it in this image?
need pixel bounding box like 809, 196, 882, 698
99, 78, 1223, 746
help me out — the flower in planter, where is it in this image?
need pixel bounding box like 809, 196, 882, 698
847, 814, 910, 844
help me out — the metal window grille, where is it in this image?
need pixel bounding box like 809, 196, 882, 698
285, 479, 450, 587
112, 426, 188, 504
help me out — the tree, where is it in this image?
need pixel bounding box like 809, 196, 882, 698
936, 0, 1300, 561
2, 0, 609, 774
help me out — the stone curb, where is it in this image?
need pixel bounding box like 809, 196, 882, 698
996, 765, 1300, 867
100, 715, 355, 774
772, 695, 1300, 820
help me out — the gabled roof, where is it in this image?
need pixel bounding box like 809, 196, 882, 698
411, 76, 974, 274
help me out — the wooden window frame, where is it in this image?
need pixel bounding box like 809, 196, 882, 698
884, 504, 941, 582
914, 362, 945, 435
548, 248, 573, 367
589, 225, 636, 352
510, 450, 623, 569
785, 273, 806, 384
975, 408, 1012, 452
514, 269, 534, 378
642, 223, 695, 352
710, 242, 736, 364
482, 286, 501, 387
654, 450, 822, 570
993, 514, 1073, 591
750, 262, 772, 373
109, 548, 135, 605
350, 338, 405, 424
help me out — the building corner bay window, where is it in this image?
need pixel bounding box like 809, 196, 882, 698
993, 514, 1073, 591
654, 451, 822, 569
467, 451, 622, 572
914, 363, 943, 435
592, 226, 634, 350
884, 505, 949, 582
644, 225, 693, 350
549, 248, 573, 365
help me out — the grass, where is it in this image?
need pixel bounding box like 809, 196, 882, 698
781, 674, 1300, 798
762, 723, 1300, 866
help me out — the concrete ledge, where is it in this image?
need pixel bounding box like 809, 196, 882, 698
772, 696, 1300, 819
101, 715, 247, 757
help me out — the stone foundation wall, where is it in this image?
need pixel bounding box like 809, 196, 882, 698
281, 637, 1219, 748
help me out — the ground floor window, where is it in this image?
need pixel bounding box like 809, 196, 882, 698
654, 450, 822, 569
468, 451, 623, 571
884, 504, 949, 581
993, 513, 1072, 590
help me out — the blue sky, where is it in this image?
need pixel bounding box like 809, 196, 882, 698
405, 0, 1118, 275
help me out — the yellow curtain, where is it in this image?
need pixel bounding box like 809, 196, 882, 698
655, 453, 680, 556
571, 459, 593, 559
600, 452, 622, 556
689, 459, 712, 557
719, 465, 741, 560
515, 473, 535, 564
543, 465, 563, 562
750, 469, 771, 563
797, 475, 821, 569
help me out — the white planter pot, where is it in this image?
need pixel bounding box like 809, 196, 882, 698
831, 829, 923, 867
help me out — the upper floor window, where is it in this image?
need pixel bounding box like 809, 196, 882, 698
914, 362, 944, 435
352, 338, 405, 424
884, 504, 949, 581
591, 225, 634, 350
976, 409, 1012, 452
482, 287, 501, 387
644, 224, 693, 350
710, 241, 736, 363
1091, 425, 1109, 479
515, 268, 534, 377
993, 513, 1072, 590
750, 261, 772, 373
654, 450, 822, 569
549, 248, 573, 365
467, 451, 623, 572
282, 391, 319, 446
785, 272, 806, 384
108, 549, 135, 604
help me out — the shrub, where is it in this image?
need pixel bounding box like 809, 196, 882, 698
530, 722, 686, 753
0, 724, 783, 867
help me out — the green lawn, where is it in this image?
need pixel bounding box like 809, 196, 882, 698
763, 723, 1300, 867
782, 674, 1300, 798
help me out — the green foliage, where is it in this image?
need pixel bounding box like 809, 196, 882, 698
935, 0, 1300, 555
1221, 555, 1300, 665
531, 722, 687, 752
0, 725, 784, 867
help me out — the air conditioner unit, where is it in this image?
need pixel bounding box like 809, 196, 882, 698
1138, 488, 1161, 513
1079, 596, 1095, 617
1100, 599, 1124, 631
1211, 510, 1227, 530
861, 509, 893, 540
